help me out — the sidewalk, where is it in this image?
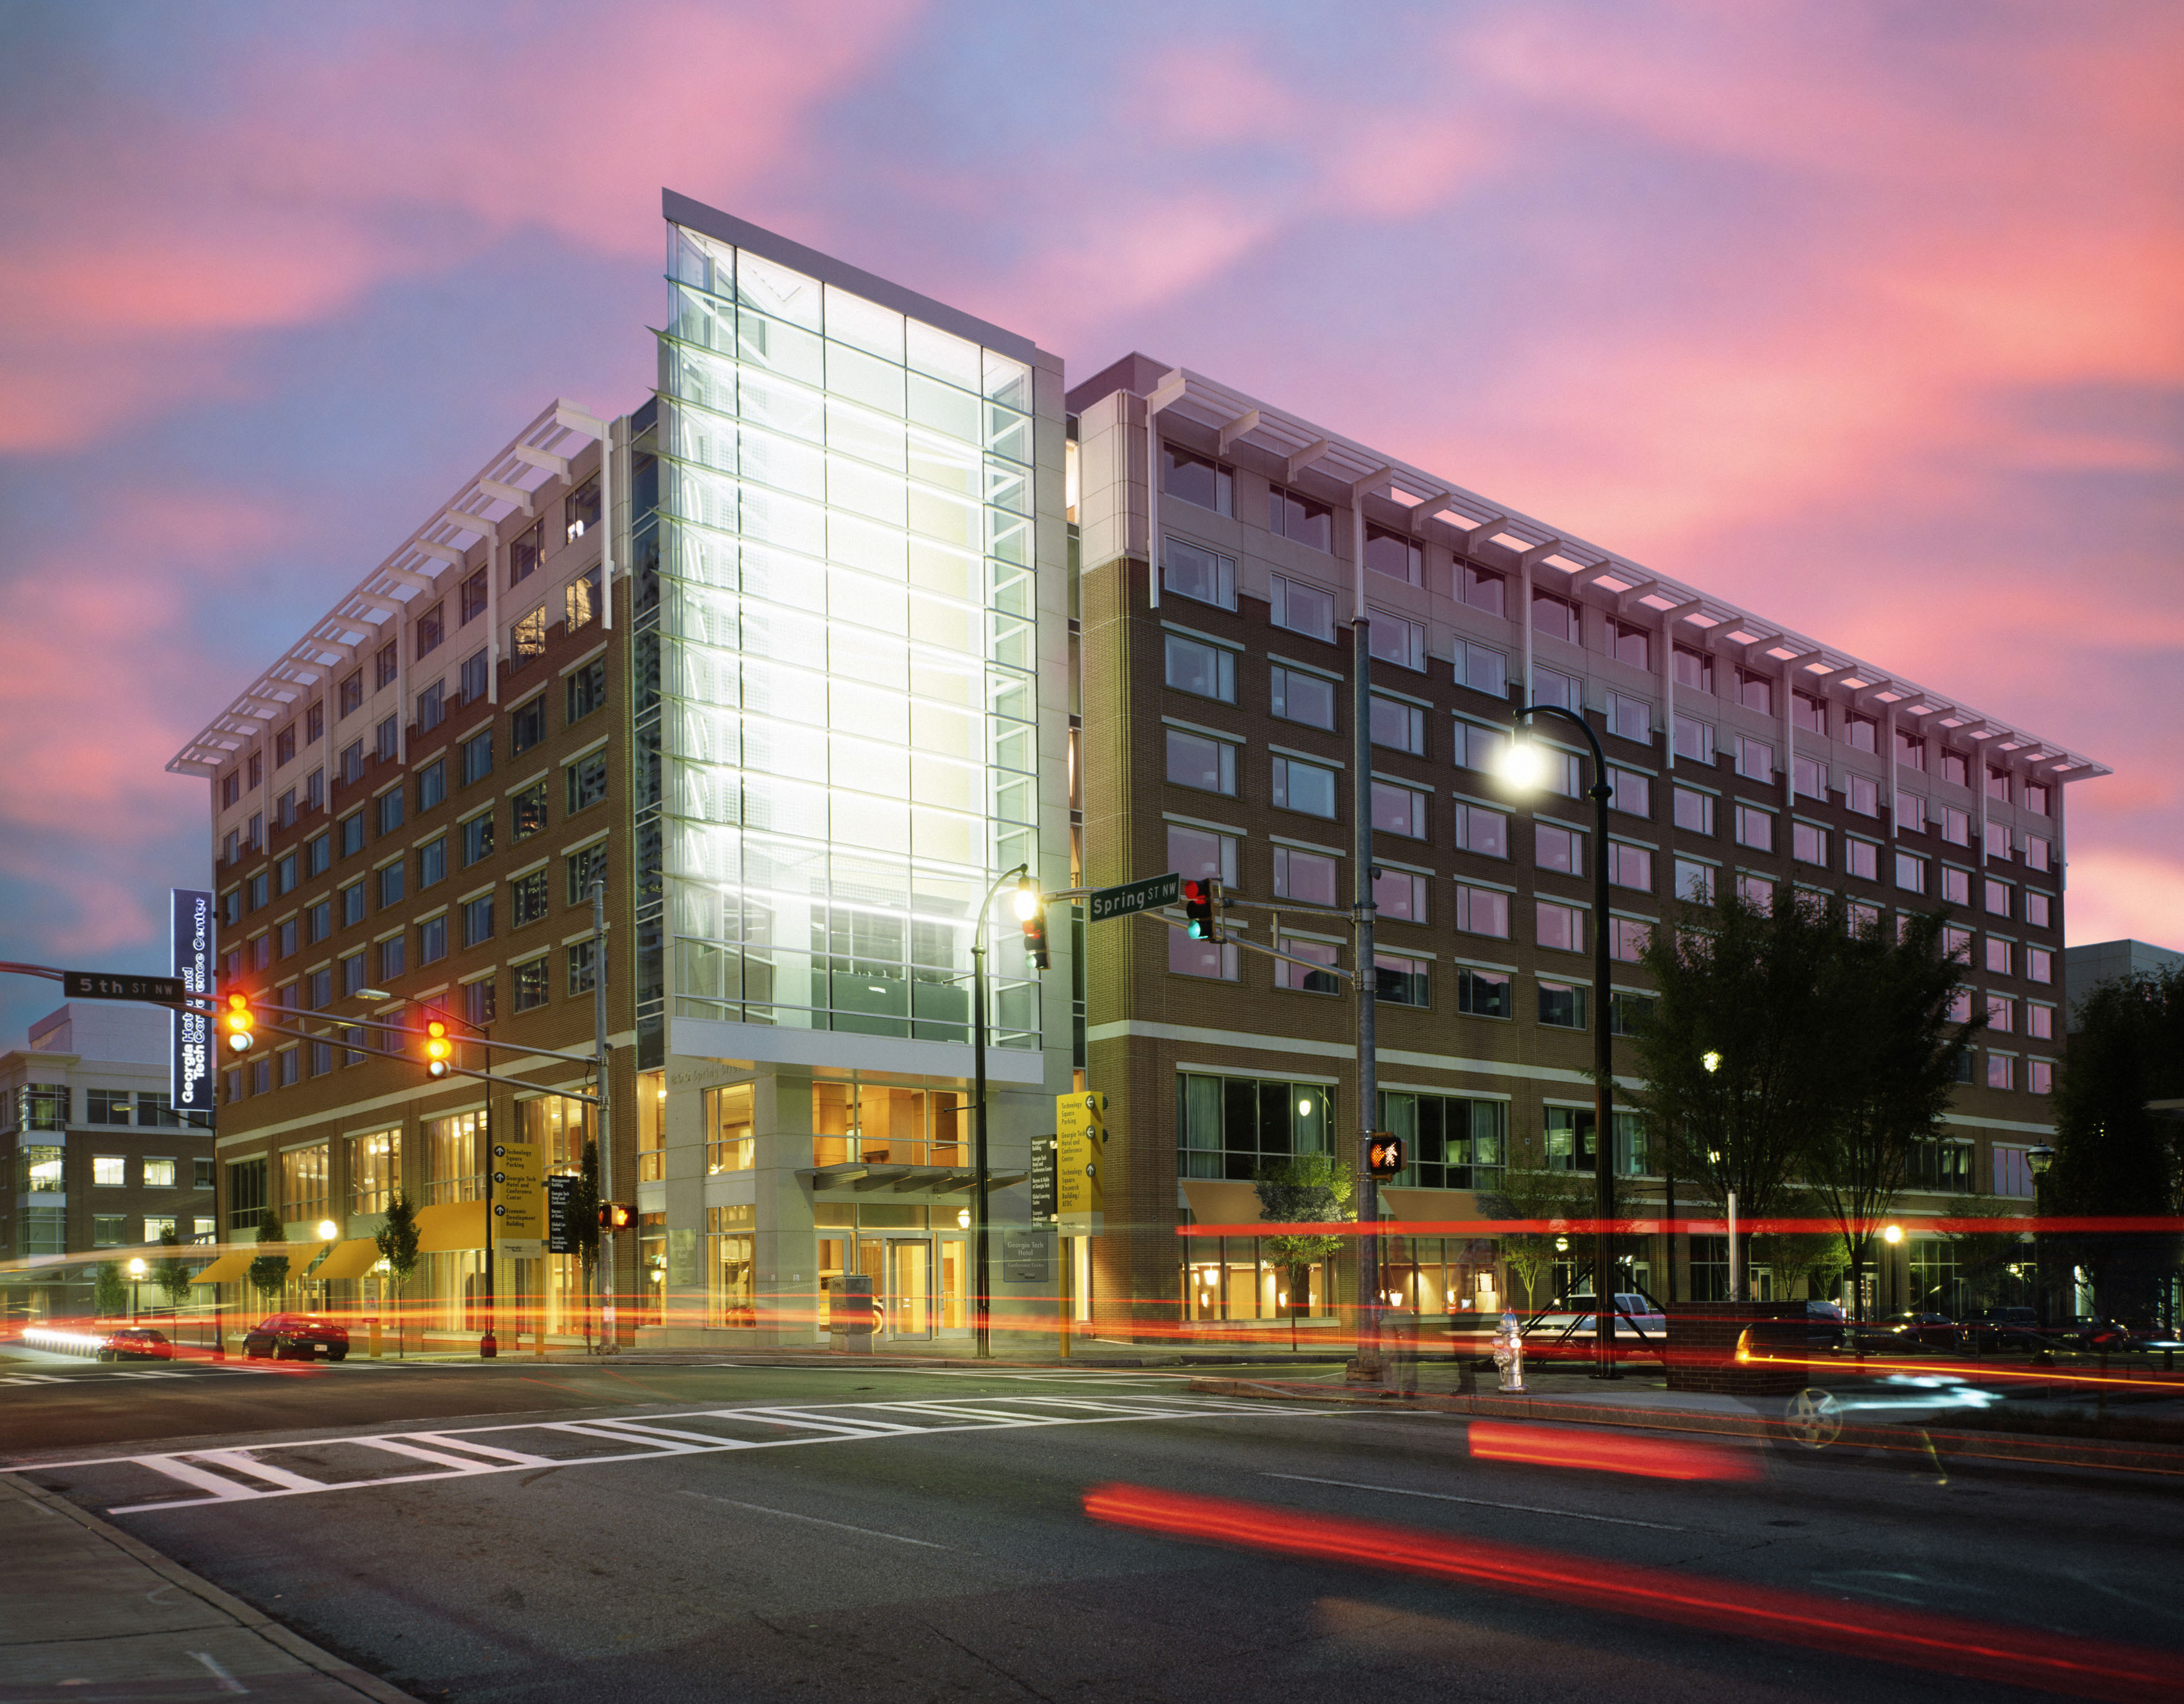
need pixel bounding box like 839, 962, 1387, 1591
0, 1473, 415, 1702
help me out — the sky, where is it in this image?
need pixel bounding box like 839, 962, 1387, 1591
1, 0, 2178, 1049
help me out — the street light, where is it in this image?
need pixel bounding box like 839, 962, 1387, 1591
317, 1219, 339, 1242
970, 861, 1032, 1360
1501, 702, 1619, 1379
2025, 1144, 2056, 1327
126, 1256, 146, 1323
1701, 1051, 1722, 1074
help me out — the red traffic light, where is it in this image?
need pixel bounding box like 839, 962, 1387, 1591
1367, 1133, 1405, 1179
1182, 878, 1223, 943
221, 991, 255, 1053
423, 1018, 452, 1079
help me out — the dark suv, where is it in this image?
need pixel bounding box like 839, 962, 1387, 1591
242, 1313, 350, 1361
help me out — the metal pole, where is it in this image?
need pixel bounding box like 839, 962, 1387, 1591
971, 863, 1028, 1362
1351, 617, 1380, 1379
591, 877, 614, 1352
482, 1119, 496, 1357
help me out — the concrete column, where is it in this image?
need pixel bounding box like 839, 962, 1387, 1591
755, 1069, 819, 1346
661, 1077, 708, 1340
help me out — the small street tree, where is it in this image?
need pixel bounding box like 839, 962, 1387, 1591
1253, 1152, 1351, 1351
1484, 1159, 1596, 1312
1752, 1185, 1840, 1303
247, 1205, 289, 1308
571, 1139, 602, 1347
376, 1190, 423, 1356
154, 1225, 196, 1313
1942, 1196, 2028, 1315
94, 1260, 128, 1319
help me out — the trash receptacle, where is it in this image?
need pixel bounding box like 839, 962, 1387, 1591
829, 1275, 875, 1353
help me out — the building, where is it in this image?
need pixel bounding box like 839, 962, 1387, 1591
1066, 356, 2105, 1331
169, 191, 1071, 1347
167, 188, 2105, 1348
2064, 938, 2182, 1026
1, 1003, 216, 1322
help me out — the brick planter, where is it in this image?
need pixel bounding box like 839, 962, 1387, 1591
1663, 1301, 1811, 1397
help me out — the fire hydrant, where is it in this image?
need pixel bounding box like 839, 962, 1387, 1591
1492, 1309, 1528, 1394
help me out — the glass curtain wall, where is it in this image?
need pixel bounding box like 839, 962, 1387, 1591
656, 223, 1042, 1048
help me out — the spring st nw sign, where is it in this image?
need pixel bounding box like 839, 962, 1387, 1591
1056, 1092, 1106, 1233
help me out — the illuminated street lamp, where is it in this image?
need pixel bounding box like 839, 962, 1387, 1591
126, 1256, 146, 1323
2026, 1144, 2056, 1326
1881, 1222, 1903, 1316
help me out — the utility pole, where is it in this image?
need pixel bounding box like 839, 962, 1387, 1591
970, 862, 1030, 1361
1350, 617, 1381, 1381
591, 877, 615, 1353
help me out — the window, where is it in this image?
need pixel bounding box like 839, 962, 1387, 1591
1272, 844, 1338, 906
462, 894, 495, 948
2023, 782, 2049, 816
1896, 729, 1926, 771
1539, 981, 1587, 1028
1531, 588, 1580, 644
1609, 917, 1650, 963
1276, 935, 1342, 995
460, 566, 489, 625
511, 869, 551, 927
1735, 668, 1773, 715
418, 836, 447, 888
1609, 991, 1655, 1037
1542, 747, 1583, 798
566, 660, 607, 722
1270, 574, 1334, 642
248, 811, 263, 850
1455, 884, 1510, 937
1940, 806, 1970, 847
417, 679, 446, 733
341, 739, 366, 785
513, 606, 547, 665
1460, 562, 1505, 616
1984, 878, 2011, 917
1733, 805, 1774, 852
23, 1085, 69, 1131
566, 567, 601, 630
1605, 620, 1651, 671
1940, 866, 1971, 906
339, 879, 365, 927
1536, 899, 1585, 953
275, 723, 297, 768
1375, 952, 1429, 1007
418, 914, 448, 965
566, 750, 609, 813
1166, 728, 1238, 795
1843, 712, 1876, 753
1370, 695, 1424, 754
93, 1215, 126, 1247
460, 648, 490, 704
1737, 872, 1776, 908
462, 811, 495, 867
509, 521, 542, 586
1372, 780, 1427, 839
1607, 692, 1650, 744
1987, 1054, 2014, 1091
1847, 900, 1881, 936
1608, 842, 1652, 891
2024, 836, 2051, 873
1458, 642, 1507, 699
416, 758, 446, 812
1608, 767, 1650, 818
1948, 987, 1973, 1024
1165, 632, 1236, 703
1673, 645, 1714, 695
1456, 966, 1511, 1018
307, 966, 332, 1009
416, 601, 445, 658
276, 852, 298, 896
1986, 764, 2013, 803
377, 932, 406, 983
2027, 947, 2052, 984
87, 1088, 131, 1125
304, 834, 330, 880
1673, 786, 1715, 835
1271, 754, 1338, 818
464, 977, 496, 1026
1672, 714, 1714, 764
512, 781, 548, 840
2028, 1059, 2053, 1095
1162, 446, 1233, 515
1163, 539, 1236, 609
1846, 774, 1878, 816
1735, 738, 1774, 782
1536, 822, 1583, 876
1374, 867, 1427, 922
1984, 937, 2012, 976
1364, 526, 1423, 585
2027, 1003, 2054, 1041
1792, 822, 1828, 867
513, 956, 550, 1011
1674, 858, 1715, 901
1846, 838, 1879, 881
1175, 1074, 1334, 1182
1455, 720, 1507, 773
247, 750, 264, 790
250, 1057, 272, 1095
1378, 1091, 1506, 1189
1270, 664, 1338, 730
339, 672, 364, 717
1895, 791, 1925, 834
309, 899, 332, 943
1453, 801, 1508, 857
249, 932, 271, 971
341, 950, 366, 995
568, 940, 598, 995
1792, 691, 1826, 735
1268, 484, 1332, 549
460, 730, 493, 787
567, 842, 609, 906
277, 917, 299, 959
2025, 891, 2050, 929
93, 1154, 128, 1186
1794, 756, 1825, 800
1531, 666, 1581, 713
565, 470, 601, 540
1987, 995, 2014, 1033
1367, 609, 1426, 671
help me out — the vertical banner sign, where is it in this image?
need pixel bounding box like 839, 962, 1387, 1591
170, 888, 215, 1119
1055, 1092, 1107, 1234
547, 1175, 578, 1255
491, 1141, 544, 1261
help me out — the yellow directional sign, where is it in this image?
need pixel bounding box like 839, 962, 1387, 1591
1056, 1092, 1106, 1230
492, 1140, 544, 1259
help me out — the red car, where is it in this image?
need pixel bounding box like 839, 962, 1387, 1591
99, 1327, 173, 1362
242, 1313, 350, 1361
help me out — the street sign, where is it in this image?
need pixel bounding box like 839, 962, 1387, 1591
1029, 1136, 1057, 1223
64, 971, 185, 1004
1086, 872, 1181, 922
1003, 1229, 1052, 1285
169, 889, 214, 1118
1057, 1092, 1106, 1231
491, 1141, 543, 1260
547, 1176, 578, 1255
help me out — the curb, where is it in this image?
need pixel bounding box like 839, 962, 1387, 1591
1187, 1377, 2184, 1477
1, 1472, 419, 1703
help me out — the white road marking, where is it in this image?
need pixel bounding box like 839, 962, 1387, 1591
681, 1489, 950, 1547
1262, 1472, 1689, 1531
189, 1650, 249, 1693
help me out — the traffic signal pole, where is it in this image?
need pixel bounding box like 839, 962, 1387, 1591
591, 877, 616, 1353
1350, 616, 1382, 1382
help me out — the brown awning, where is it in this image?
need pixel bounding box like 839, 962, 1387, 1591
1180, 1179, 1264, 1230
415, 1199, 487, 1253
312, 1238, 382, 1282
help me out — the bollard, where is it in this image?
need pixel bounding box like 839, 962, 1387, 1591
1492, 1309, 1528, 1394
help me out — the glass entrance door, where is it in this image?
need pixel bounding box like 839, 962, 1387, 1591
860, 1238, 933, 1340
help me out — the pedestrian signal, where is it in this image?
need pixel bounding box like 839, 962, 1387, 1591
1367, 1132, 1405, 1179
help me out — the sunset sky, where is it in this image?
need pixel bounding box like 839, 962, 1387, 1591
1, 1, 2177, 1047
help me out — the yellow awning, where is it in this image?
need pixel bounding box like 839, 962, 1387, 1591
415, 1199, 488, 1253
188, 1252, 255, 1285
312, 1238, 382, 1282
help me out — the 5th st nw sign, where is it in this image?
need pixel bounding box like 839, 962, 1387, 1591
1087, 873, 1181, 922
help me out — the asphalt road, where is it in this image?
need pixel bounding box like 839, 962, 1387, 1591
6, 1357, 2183, 1703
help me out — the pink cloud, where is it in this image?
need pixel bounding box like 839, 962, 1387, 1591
2061, 849, 2184, 950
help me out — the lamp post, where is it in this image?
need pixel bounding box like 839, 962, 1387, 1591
1502, 704, 1619, 1379
126, 1257, 146, 1324
969, 862, 1032, 1361
2026, 1142, 2056, 1328
316, 1219, 338, 1315
1881, 1222, 1903, 1317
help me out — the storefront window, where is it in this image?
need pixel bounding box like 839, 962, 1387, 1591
638, 1071, 666, 1182
515, 1095, 592, 1171
280, 1144, 329, 1225
348, 1128, 400, 1216
708, 1204, 754, 1326
423, 1111, 483, 1204
707, 1083, 754, 1173
811, 1079, 967, 1168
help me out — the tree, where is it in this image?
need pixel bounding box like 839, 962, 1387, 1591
569, 1140, 602, 1347
94, 1260, 128, 1319
1752, 1185, 1841, 1302
1798, 906, 1976, 1320
1942, 1196, 2028, 1314
154, 1225, 195, 1312
1253, 1152, 1352, 1350
1623, 886, 1843, 1292
376, 1190, 423, 1356
1483, 1162, 1595, 1312
247, 1206, 289, 1305
2046, 965, 2184, 1325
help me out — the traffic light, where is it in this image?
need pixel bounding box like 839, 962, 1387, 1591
1014, 875, 1049, 970
599, 1201, 636, 1232
423, 1018, 452, 1079
220, 991, 255, 1053
1367, 1132, 1405, 1179
1182, 878, 1224, 943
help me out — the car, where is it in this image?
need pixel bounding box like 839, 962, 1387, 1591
1862, 1311, 1960, 1351
1963, 1305, 2036, 1328
2062, 1318, 2159, 1354
242, 1313, 350, 1361
1957, 1318, 2053, 1356
98, 1326, 172, 1362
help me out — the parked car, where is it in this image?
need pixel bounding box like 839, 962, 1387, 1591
1963, 1305, 2036, 1328
2061, 1318, 2158, 1354
1958, 1318, 2053, 1356
1530, 1293, 1667, 1343
242, 1314, 349, 1361
1862, 1312, 1961, 1351
97, 1326, 172, 1362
